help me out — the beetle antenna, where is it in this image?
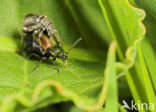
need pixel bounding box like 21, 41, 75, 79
67, 38, 82, 54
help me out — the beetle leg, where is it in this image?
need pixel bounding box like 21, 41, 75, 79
47, 29, 51, 37
33, 57, 46, 71
38, 30, 47, 55
38, 29, 43, 38
34, 29, 40, 34
38, 38, 44, 54
52, 30, 62, 47
32, 32, 37, 49
36, 30, 44, 55
27, 53, 39, 60
22, 27, 34, 33
49, 35, 53, 46
52, 57, 60, 73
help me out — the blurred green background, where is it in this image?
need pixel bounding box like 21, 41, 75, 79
0, 0, 156, 112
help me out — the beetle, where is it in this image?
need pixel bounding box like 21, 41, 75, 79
22, 14, 82, 73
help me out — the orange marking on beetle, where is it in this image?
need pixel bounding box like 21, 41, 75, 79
35, 34, 52, 50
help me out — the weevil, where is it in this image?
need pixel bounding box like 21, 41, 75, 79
22, 14, 82, 73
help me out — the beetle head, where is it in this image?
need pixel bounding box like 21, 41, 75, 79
57, 37, 82, 61
57, 50, 68, 61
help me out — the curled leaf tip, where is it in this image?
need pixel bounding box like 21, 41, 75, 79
110, 41, 116, 51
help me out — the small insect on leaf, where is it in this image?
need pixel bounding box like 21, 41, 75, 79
22, 14, 82, 73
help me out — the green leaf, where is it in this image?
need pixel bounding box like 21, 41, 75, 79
98, 0, 153, 112
98, 0, 145, 63
135, 0, 156, 91
135, 0, 156, 20
0, 0, 151, 111
0, 36, 107, 112
141, 39, 156, 91
105, 42, 118, 112
130, 1, 156, 111
0, 0, 112, 111
137, 45, 156, 111
118, 103, 128, 112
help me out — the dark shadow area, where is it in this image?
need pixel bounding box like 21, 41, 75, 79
61, 0, 109, 51
33, 101, 77, 112
12, 31, 22, 48
11, 31, 23, 52
50, 0, 108, 51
